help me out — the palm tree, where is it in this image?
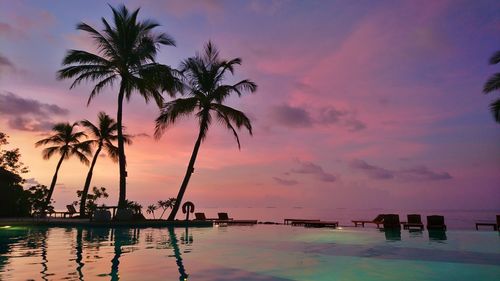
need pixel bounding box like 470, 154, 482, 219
157, 198, 176, 219
78, 112, 131, 216
146, 204, 158, 219
35, 123, 91, 209
57, 4, 180, 209
155, 41, 257, 220
483, 50, 500, 123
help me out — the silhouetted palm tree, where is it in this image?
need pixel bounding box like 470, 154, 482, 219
155, 41, 257, 220
57, 4, 180, 209
146, 204, 157, 219
35, 123, 91, 209
483, 50, 500, 123
78, 112, 131, 216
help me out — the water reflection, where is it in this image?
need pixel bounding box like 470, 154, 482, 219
428, 230, 447, 242
0, 227, 193, 281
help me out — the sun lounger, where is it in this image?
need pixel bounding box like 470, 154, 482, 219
475, 215, 500, 231
284, 218, 320, 225
383, 214, 401, 229
302, 221, 338, 228
49, 205, 80, 218
213, 212, 257, 225
427, 215, 446, 231
352, 214, 384, 228
213, 219, 258, 225
194, 212, 217, 221
402, 214, 424, 230
217, 212, 233, 221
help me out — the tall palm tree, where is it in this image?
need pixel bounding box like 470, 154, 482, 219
57, 4, 180, 209
78, 112, 131, 216
483, 50, 500, 123
155, 41, 257, 220
35, 123, 91, 208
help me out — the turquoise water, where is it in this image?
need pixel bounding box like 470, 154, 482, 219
0, 225, 499, 280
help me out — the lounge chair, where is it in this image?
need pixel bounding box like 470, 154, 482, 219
49, 205, 79, 218
383, 214, 401, 229
475, 216, 499, 231
213, 212, 257, 225
217, 212, 233, 221
402, 214, 424, 230
302, 221, 339, 228
352, 214, 385, 228
193, 212, 218, 221
283, 219, 319, 225
427, 215, 446, 231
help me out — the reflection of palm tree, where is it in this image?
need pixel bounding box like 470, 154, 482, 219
75, 228, 84, 281
58, 4, 180, 209
483, 50, 500, 123
40, 230, 49, 281
110, 228, 141, 280
167, 227, 188, 281
78, 112, 131, 215
35, 123, 91, 209
155, 42, 257, 220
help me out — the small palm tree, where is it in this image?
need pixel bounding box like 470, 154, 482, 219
157, 198, 176, 219
155, 41, 257, 220
78, 112, 131, 216
35, 123, 91, 209
57, 4, 181, 209
483, 50, 500, 123
146, 204, 158, 219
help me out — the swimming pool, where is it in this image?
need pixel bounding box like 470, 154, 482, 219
0, 225, 499, 280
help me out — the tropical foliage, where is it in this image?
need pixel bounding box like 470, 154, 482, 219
155, 41, 257, 220
483, 50, 500, 123
78, 112, 130, 215
57, 4, 181, 209
35, 123, 91, 209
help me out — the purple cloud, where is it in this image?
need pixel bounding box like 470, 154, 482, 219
0, 91, 69, 132
350, 159, 452, 182
273, 177, 299, 186
291, 159, 336, 182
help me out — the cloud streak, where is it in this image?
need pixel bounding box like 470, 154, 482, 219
0, 91, 69, 131
290, 159, 336, 182
350, 159, 452, 182
270, 103, 366, 131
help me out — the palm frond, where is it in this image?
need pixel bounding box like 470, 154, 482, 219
41, 146, 61, 160
211, 103, 253, 135
483, 73, 500, 94
490, 99, 500, 123
155, 97, 199, 138
489, 50, 500, 65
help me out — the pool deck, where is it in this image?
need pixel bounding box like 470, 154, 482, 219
0, 218, 213, 228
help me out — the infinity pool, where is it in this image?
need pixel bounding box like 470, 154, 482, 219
0, 225, 499, 280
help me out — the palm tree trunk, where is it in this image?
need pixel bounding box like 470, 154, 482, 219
79, 144, 102, 216
46, 153, 65, 208
116, 84, 127, 208
167, 129, 204, 221
167, 227, 188, 280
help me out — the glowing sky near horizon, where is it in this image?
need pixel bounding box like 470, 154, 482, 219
0, 0, 499, 211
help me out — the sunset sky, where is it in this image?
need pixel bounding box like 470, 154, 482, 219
1, 0, 499, 211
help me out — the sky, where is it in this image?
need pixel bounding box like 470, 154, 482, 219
0, 0, 499, 213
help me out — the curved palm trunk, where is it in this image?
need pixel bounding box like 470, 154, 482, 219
167, 227, 188, 280
46, 153, 65, 209
116, 84, 127, 208
167, 130, 203, 221
79, 144, 102, 216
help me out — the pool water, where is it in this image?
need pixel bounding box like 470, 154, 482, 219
0, 225, 499, 280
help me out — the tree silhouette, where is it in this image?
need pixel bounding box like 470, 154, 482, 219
78, 112, 130, 216
35, 123, 90, 211
58, 4, 181, 209
155, 41, 256, 220
483, 50, 500, 123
